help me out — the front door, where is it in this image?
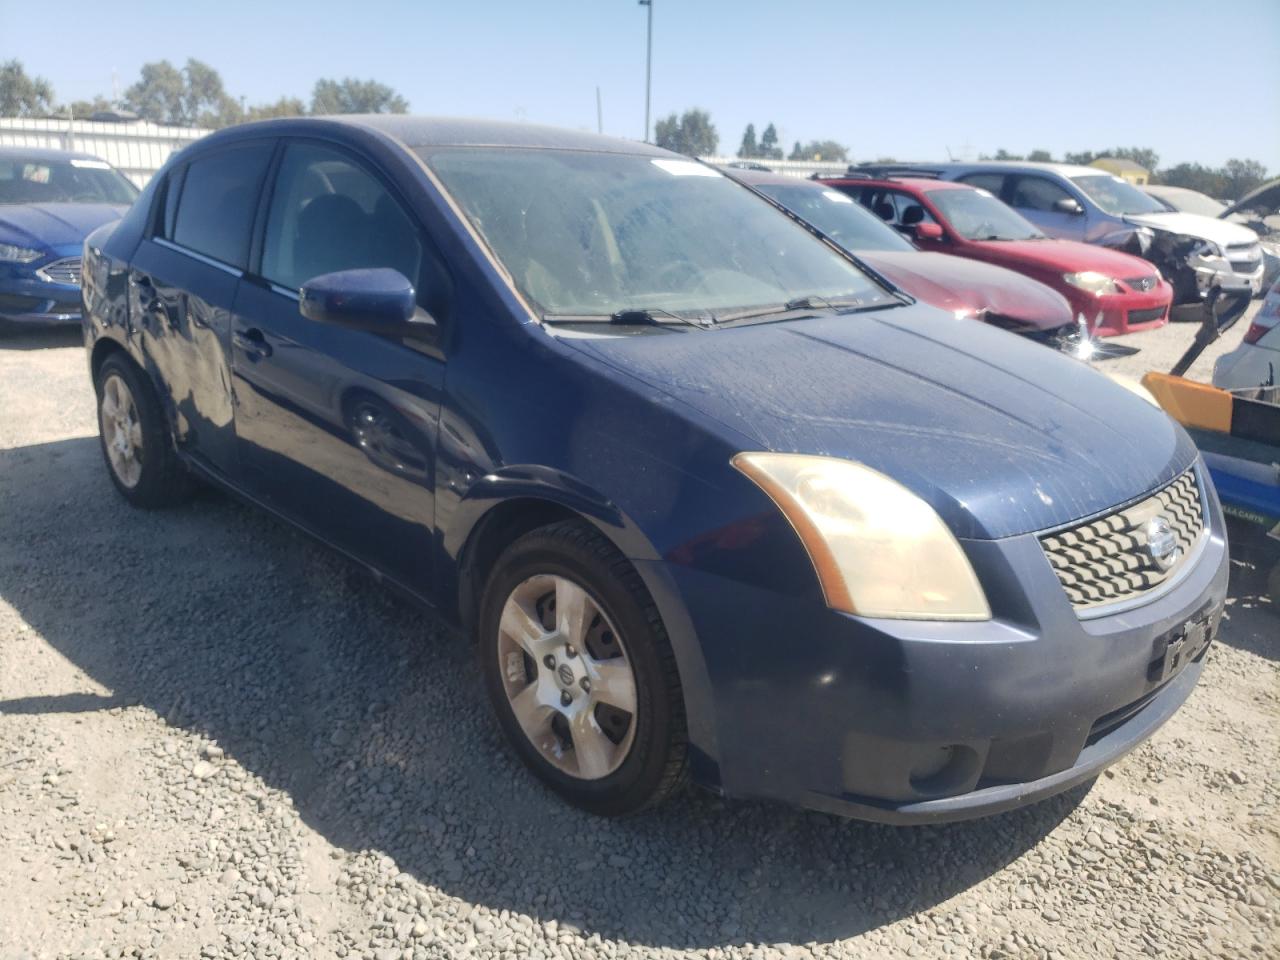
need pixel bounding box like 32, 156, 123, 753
1006, 175, 1086, 242
230, 139, 446, 594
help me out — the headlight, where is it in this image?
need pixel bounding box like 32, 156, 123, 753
1063, 271, 1121, 296
732, 453, 991, 620
0, 242, 42, 263
1181, 236, 1223, 260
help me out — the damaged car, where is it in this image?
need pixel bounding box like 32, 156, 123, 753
82, 117, 1227, 823
856, 162, 1266, 304
1220, 178, 1280, 291
720, 167, 1088, 356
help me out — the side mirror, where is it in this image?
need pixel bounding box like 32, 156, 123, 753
1053, 197, 1084, 215
914, 222, 945, 241
300, 268, 420, 337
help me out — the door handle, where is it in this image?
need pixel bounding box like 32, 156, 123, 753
233, 328, 273, 360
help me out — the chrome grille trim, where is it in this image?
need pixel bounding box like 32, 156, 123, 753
36, 256, 82, 285
1039, 470, 1205, 616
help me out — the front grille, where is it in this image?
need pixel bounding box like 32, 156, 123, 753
1124, 276, 1156, 292
1127, 306, 1166, 326
1228, 259, 1261, 274
36, 256, 81, 285
1039, 470, 1204, 612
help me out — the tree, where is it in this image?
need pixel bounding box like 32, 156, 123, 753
759, 122, 782, 160
122, 60, 187, 124
1221, 158, 1268, 201
653, 108, 718, 157
0, 60, 56, 117
1158, 162, 1227, 197
1027, 149, 1054, 162
64, 96, 114, 119
1065, 146, 1159, 173
737, 123, 758, 159
789, 140, 848, 162
121, 59, 239, 127
311, 78, 408, 115
244, 97, 307, 122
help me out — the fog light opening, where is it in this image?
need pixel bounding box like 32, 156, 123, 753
908, 744, 981, 797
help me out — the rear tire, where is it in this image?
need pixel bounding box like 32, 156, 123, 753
478, 520, 688, 815
94, 354, 193, 508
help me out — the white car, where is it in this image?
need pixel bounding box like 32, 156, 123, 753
1214, 280, 1280, 390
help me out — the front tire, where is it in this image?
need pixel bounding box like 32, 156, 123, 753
478, 520, 688, 815
95, 354, 192, 508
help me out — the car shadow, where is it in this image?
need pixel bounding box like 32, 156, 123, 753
0, 436, 1124, 948
0, 325, 82, 350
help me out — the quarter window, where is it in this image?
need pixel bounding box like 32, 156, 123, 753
169, 142, 273, 270
261, 143, 432, 305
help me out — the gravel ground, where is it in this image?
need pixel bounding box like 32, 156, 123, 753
0, 315, 1276, 960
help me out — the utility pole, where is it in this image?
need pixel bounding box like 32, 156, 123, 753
596, 86, 603, 134
639, 0, 652, 142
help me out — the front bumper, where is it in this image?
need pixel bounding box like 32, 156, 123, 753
1070, 283, 1172, 337
0, 250, 82, 325
649, 466, 1228, 823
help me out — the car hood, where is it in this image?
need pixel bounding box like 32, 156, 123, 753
973, 238, 1157, 278
568, 303, 1195, 540
0, 203, 128, 248
1124, 210, 1258, 246
859, 251, 1072, 331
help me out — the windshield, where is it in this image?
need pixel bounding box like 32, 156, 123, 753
422, 148, 892, 318
928, 188, 1044, 241
754, 182, 914, 253
1071, 174, 1165, 216
0, 156, 138, 205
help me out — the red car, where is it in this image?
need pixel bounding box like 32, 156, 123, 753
820, 176, 1172, 336
725, 168, 1075, 346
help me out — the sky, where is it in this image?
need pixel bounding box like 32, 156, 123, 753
4, 0, 1279, 170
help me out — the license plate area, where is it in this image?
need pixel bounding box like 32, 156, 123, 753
1148, 614, 1215, 684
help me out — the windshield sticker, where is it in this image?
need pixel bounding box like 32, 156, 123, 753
650, 159, 722, 178
822, 190, 854, 204
69, 159, 112, 169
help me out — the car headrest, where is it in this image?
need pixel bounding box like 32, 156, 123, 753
901, 205, 925, 226
873, 201, 894, 222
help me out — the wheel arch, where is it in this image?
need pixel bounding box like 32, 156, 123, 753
446, 472, 721, 789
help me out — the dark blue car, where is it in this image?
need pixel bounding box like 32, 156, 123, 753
81, 117, 1228, 822
0, 147, 137, 330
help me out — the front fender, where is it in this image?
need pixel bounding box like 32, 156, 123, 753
443, 465, 723, 789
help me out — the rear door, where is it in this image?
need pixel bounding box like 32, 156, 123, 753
229, 138, 448, 593
128, 140, 275, 479
1006, 174, 1086, 241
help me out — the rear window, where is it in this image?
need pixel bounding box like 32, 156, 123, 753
169, 142, 273, 270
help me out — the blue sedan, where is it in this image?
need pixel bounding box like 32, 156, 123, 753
80, 117, 1227, 822
0, 147, 137, 330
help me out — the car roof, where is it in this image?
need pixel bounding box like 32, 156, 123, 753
0, 145, 109, 163
226, 115, 676, 158
823, 176, 974, 193
864, 160, 1105, 179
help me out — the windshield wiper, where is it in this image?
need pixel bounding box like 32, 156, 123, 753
716, 295, 889, 324
542, 308, 714, 330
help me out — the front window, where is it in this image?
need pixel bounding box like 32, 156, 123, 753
927, 188, 1044, 241
422, 148, 892, 319
1070, 174, 1166, 216
753, 183, 914, 253
0, 156, 138, 205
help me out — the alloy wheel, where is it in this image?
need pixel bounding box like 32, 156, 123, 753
100, 373, 144, 489
496, 574, 638, 780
